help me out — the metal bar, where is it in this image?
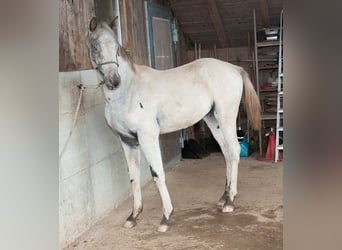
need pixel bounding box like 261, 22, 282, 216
275, 9, 283, 163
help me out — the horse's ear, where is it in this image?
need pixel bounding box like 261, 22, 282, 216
109, 16, 119, 30
89, 17, 98, 32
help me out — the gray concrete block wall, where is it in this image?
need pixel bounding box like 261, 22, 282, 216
59, 70, 154, 247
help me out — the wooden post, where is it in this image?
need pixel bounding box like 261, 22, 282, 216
195, 42, 197, 60
59, 0, 95, 71
248, 31, 252, 58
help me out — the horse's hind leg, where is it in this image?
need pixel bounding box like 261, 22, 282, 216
120, 138, 143, 228
204, 112, 240, 213
137, 128, 173, 232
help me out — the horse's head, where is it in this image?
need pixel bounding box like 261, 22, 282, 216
88, 17, 121, 90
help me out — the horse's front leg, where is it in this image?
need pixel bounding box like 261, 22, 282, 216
138, 129, 173, 233
119, 136, 143, 228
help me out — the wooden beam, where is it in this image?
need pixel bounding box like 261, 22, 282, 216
206, 0, 228, 48
259, 0, 270, 27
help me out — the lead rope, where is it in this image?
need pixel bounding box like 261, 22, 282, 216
59, 83, 85, 159
59, 81, 103, 160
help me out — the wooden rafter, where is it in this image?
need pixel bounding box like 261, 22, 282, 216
206, 0, 228, 48
259, 0, 270, 27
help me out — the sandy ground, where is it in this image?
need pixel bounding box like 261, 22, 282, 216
65, 153, 283, 250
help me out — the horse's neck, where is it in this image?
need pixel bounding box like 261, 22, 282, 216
118, 59, 135, 85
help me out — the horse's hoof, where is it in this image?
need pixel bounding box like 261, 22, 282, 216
157, 224, 169, 233
222, 205, 234, 213
124, 220, 137, 228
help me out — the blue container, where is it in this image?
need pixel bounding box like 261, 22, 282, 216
239, 139, 249, 157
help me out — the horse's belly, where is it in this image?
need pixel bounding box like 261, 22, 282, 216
158, 103, 212, 134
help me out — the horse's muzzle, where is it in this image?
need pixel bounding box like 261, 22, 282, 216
106, 73, 121, 89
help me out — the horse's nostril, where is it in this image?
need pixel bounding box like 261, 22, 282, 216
110, 74, 121, 87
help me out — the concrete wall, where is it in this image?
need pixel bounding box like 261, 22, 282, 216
59, 70, 181, 247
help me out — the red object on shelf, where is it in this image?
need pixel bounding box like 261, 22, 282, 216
260, 84, 277, 91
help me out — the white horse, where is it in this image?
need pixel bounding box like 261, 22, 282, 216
88, 17, 261, 232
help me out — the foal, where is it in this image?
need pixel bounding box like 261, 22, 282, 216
88, 17, 261, 232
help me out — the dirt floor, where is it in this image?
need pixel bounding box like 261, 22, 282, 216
66, 153, 283, 250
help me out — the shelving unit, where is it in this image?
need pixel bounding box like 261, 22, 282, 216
253, 9, 284, 160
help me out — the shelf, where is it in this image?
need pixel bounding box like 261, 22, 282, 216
258, 65, 278, 70
256, 40, 280, 47
261, 113, 283, 120
261, 113, 276, 120
260, 88, 277, 92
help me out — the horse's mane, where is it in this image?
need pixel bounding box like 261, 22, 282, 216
118, 45, 135, 71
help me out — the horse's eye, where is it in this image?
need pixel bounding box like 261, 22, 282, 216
91, 44, 98, 52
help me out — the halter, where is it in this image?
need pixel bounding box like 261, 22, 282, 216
93, 47, 120, 87
95, 47, 120, 70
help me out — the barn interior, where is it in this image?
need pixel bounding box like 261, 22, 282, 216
59, 0, 283, 248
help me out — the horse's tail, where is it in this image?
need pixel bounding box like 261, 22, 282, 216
239, 68, 261, 131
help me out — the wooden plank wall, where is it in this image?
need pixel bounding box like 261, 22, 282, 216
59, 0, 94, 72
119, 0, 149, 65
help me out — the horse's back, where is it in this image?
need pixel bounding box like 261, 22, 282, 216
137, 58, 243, 93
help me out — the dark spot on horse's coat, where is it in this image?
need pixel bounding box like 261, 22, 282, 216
218, 179, 232, 203
126, 212, 136, 222
126, 207, 143, 223
139, 102, 143, 109
219, 190, 228, 202
217, 125, 220, 129
118, 133, 139, 148
149, 166, 158, 178
130, 179, 133, 183
211, 102, 215, 112
160, 214, 170, 225
160, 209, 173, 225
224, 196, 234, 206
129, 130, 138, 139
218, 179, 234, 207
